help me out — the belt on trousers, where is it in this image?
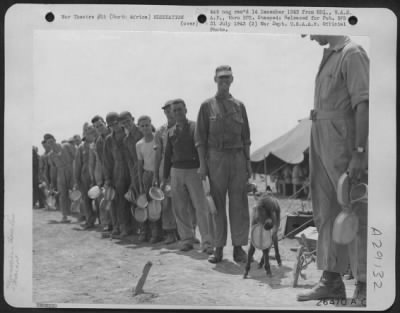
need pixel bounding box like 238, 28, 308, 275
309, 109, 353, 121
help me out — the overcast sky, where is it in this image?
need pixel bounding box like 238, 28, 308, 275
33, 31, 369, 154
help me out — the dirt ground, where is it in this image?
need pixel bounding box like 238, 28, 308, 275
33, 195, 357, 309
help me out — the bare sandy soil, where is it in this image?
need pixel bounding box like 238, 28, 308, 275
33, 196, 357, 309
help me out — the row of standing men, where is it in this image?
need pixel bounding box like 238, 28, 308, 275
34, 65, 253, 263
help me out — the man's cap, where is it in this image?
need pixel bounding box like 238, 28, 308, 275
170, 98, 186, 107
161, 100, 173, 110
137, 115, 151, 124
118, 111, 133, 121
43, 133, 55, 141
105, 112, 119, 125
215, 65, 233, 77
301, 34, 308, 38
73, 134, 81, 141
91, 115, 105, 124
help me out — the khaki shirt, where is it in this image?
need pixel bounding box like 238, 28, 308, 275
314, 36, 369, 111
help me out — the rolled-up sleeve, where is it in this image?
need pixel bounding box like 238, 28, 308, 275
195, 102, 209, 148
240, 103, 251, 146
343, 49, 369, 109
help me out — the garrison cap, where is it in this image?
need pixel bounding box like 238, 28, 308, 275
105, 112, 119, 125
118, 111, 133, 121
73, 134, 81, 141
170, 98, 186, 107
137, 115, 151, 124
161, 100, 173, 110
91, 115, 105, 124
215, 65, 233, 77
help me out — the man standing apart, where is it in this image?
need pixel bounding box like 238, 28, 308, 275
103, 112, 131, 238
119, 111, 143, 235
153, 100, 178, 244
163, 99, 213, 253
297, 35, 369, 302
195, 65, 252, 263
46, 134, 75, 222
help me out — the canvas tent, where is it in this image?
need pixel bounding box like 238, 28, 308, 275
250, 118, 312, 175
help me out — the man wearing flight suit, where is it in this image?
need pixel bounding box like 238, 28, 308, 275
195, 65, 252, 263
119, 111, 143, 235
297, 35, 369, 303
45, 133, 76, 222
103, 112, 131, 238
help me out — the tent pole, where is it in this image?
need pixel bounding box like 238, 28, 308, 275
264, 155, 267, 191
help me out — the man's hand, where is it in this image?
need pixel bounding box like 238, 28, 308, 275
198, 163, 208, 181
104, 180, 111, 188
152, 176, 159, 187
347, 151, 367, 184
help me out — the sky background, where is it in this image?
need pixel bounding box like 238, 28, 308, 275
33, 31, 369, 154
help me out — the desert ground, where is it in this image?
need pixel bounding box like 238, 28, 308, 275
33, 189, 360, 309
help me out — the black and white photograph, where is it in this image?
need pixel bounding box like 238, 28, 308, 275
3, 4, 396, 310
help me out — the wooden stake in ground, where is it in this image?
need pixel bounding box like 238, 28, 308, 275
133, 261, 153, 296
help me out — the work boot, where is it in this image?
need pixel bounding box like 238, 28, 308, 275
352, 281, 366, 305
150, 236, 162, 244
297, 271, 346, 301
208, 247, 223, 264
103, 224, 113, 232
138, 231, 148, 243
164, 231, 177, 245
233, 246, 248, 263
180, 242, 194, 252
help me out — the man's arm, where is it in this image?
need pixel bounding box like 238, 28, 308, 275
102, 138, 113, 187
122, 140, 136, 191
343, 49, 369, 181
240, 103, 252, 178
136, 142, 144, 193
348, 100, 369, 181
49, 156, 57, 190
163, 133, 173, 183
153, 130, 163, 185
195, 102, 209, 180
73, 147, 82, 189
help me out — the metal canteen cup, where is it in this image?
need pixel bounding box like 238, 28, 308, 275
134, 206, 148, 222
251, 224, 273, 250
149, 186, 165, 201
202, 177, 217, 215
333, 172, 360, 245
148, 200, 162, 221
69, 189, 82, 202
88, 186, 101, 199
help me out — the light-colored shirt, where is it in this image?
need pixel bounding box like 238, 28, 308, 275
136, 136, 156, 172
314, 36, 369, 111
